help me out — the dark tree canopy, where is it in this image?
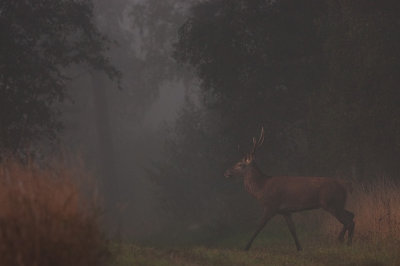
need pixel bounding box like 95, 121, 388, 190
174, 0, 327, 174
0, 0, 119, 154
175, 0, 400, 177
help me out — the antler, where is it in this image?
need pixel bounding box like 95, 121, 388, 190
251, 127, 265, 155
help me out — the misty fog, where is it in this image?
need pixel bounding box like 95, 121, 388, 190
3, 1, 400, 256
56, 0, 198, 239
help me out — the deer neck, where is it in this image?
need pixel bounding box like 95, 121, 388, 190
243, 163, 268, 200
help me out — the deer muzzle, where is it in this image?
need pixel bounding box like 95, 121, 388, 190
224, 170, 233, 178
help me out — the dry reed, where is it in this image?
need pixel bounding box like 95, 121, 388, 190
0, 159, 108, 266
322, 177, 400, 243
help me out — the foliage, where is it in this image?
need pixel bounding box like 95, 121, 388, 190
312, 0, 400, 177
125, 0, 198, 102
0, 0, 119, 154
92, 0, 198, 119
175, 0, 400, 176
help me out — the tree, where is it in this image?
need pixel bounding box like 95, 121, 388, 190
175, 0, 325, 174
308, 0, 400, 177
0, 0, 119, 155
175, 0, 400, 178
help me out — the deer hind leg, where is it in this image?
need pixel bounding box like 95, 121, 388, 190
338, 225, 347, 243
282, 213, 302, 251
324, 207, 355, 245
245, 211, 275, 251
336, 210, 354, 245
344, 210, 355, 245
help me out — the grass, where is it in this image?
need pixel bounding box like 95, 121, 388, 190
0, 159, 108, 266
111, 241, 400, 266
115, 224, 399, 265
111, 177, 400, 265
322, 178, 400, 242
111, 221, 400, 265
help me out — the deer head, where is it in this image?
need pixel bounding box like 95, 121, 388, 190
224, 127, 264, 178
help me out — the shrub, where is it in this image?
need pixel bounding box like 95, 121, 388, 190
0, 159, 108, 266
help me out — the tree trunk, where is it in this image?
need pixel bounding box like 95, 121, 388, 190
91, 70, 121, 238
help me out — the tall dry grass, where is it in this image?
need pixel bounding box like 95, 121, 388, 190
0, 159, 108, 266
322, 178, 400, 242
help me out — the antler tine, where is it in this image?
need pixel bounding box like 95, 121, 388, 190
257, 127, 265, 146
251, 127, 265, 155
251, 137, 257, 155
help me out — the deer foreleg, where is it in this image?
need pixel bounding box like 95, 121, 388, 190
244, 211, 274, 251
282, 213, 302, 251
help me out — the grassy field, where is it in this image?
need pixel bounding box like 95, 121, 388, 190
111, 239, 400, 266
111, 218, 400, 265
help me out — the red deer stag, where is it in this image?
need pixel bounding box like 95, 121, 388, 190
224, 127, 355, 251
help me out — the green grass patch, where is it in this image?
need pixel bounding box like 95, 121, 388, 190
112, 204, 400, 265
111, 241, 400, 266
111, 223, 400, 266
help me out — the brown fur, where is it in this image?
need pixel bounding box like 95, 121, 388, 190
224, 129, 355, 251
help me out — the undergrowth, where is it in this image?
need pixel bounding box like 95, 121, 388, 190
0, 159, 108, 266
